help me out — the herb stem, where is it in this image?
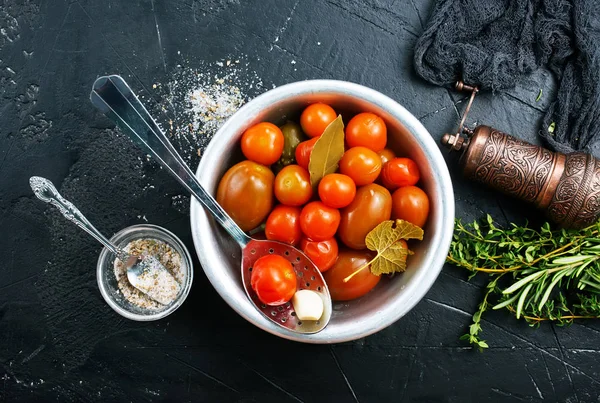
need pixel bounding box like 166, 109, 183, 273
520, 314, 600, 322
342, 259, 372, 283
448, 216, 600, 349
446, 255, 520, 273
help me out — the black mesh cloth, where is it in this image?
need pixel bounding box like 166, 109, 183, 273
414, 0, 600, 154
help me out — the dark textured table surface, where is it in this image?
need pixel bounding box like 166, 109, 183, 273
1, 0, 599, 402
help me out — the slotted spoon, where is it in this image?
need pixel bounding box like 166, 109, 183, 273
89, 74, 332, 333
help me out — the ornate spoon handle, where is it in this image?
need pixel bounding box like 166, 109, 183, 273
29, 176, 127, 260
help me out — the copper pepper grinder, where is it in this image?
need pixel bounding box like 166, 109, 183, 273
442, 82, 600, 229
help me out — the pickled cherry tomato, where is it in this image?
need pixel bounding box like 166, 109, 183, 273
251, 255, 297, 306
391, 186, 430, 228
377, 148, 396, 165
274, 165, 312, 206
345, 112, 387, 152
318, 173, 356, 209
241, 122, 284, 165
323, 249, 380, 301
299, 201, 341, 241
339, 147, 382, 186
265, 205, 303, 245
381, 157, 420, 190
300, 103, 337, 138
300, 237, 338, 272
295, 137, 319, 170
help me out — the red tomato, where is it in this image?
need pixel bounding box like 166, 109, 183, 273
377, 148, 396, 165
217, 160, 274, 232
300, 103, 337, 138
300, 237, 338, 272
318, 173, 356, 209
265, 205, 302, 245
251, 255, 297, 305
323, 249, 381, 301
391, 186, 430, 228
381, 157, 421, 190
295, 137, 319, 170
345, 112, 387, 152
300, 201, 340, 241
339, 184, 392, 250
241, 122, 284, 166
274, 165, 313, 206
339, 146, 382, 186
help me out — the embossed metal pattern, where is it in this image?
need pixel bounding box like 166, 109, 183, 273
547, 153, 600, 228
461, 127, 600, 229
465, 128, 555, 205
30, 176, 128, 260
30, 176, 83, 223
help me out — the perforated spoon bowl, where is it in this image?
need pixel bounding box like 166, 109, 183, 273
90, 75, 332, 334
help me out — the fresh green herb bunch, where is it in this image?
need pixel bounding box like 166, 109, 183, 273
448, 215, 600, 350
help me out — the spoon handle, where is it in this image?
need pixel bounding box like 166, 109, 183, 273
89, 75, 251, 247
29, 176, 124, 257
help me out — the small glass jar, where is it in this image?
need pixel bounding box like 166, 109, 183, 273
96, 224, 193, 321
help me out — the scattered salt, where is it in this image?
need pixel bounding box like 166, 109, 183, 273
151, 56, 265, 164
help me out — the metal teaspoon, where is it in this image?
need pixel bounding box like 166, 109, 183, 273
29, 176, 180, 305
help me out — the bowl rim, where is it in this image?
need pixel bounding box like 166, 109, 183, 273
190, 79, 455, 343
96, 223, 194, 321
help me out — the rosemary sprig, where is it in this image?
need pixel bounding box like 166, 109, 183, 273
448, 215, 600, 349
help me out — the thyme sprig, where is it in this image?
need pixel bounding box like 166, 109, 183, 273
448, 215, 600, 349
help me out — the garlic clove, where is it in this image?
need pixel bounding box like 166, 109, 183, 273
291, 289, 324, 321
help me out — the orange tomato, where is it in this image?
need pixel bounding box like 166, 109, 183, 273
300, 201, 341, 241
300, 103, 337, 138
380, 157, 421, 190
323, 249, 381, 301
274, 165, 313, 206
345, 112, 387, 152
339, 147, 382, 186
338, 184, 392, 249
318, 173, 356, 209
265, 205, 303, 245
241, 122, 284, 165
300, 237, 338, 272
377, 148, 396, 165
391, 186, 430, 228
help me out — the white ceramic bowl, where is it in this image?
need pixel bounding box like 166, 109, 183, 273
190, 80, 454, 343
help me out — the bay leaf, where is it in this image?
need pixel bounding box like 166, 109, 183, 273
308, 115, 345, 187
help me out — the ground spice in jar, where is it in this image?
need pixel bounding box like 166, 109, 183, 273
113, 238, 185, 310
